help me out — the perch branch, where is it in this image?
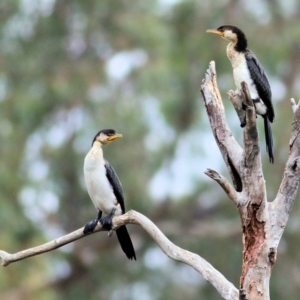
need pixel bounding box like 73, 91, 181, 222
241, 82, 256, 129
241, 81, 260, 167
201, 61, 243, 192
202, 62, 272, 299
0, 210, 239, 300
227, 90, 246, 127
201, 60, 300, 299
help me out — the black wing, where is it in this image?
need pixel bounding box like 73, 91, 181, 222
245, 50, 274, 122
105, 160, 125, 214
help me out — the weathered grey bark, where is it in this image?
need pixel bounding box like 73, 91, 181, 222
201, 61, 300, 300
0, 210, 239, 300
0, 62, 299, 300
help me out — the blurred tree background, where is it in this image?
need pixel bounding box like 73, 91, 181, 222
0, 0, 299, 299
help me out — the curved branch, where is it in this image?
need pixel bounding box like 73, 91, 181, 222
0, 210, 239, 300
205, 168, 239, 205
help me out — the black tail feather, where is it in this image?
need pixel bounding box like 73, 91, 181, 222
116, 226, 136, 260
264, 116, 274, 163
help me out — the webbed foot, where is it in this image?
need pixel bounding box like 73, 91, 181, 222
100, 208, 116, 231
83, 211, 102, 234
83, 220, 98, 234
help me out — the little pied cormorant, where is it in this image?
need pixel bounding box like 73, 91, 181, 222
83, 129, 136, 260
206, 25, 275, 163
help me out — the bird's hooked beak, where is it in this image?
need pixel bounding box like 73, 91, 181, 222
107, 133, 123, 141
206, 29, 224, 37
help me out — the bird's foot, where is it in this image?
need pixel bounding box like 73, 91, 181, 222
83, 219, 98, 234
100, 208, 116, 231
83, 211, 102, 234
240, 120, 246, 128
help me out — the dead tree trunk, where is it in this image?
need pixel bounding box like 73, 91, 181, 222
201, 61, 300, 300
0, 62, 299, 300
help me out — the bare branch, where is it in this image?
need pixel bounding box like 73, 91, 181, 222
241, 82, 256, 128
241, 82, 260, 167
201, 61, 243, 191
269, 98, 300, 247
289, 98, 300, 148
291, 98, 300, 114
0, 210, 239, 300
0, 227, 89, 267
227, 84, 260, 166
202, 62, 273, 299
227, 90, 246, 127
124, 211, 239, 300
205, 168, 239, 205
200, 60, 300, 299
273, 98, 300, 208
269, 156, 300, 247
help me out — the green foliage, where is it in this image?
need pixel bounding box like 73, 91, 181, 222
0, 0, 299, 299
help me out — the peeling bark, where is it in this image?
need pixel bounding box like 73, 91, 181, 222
201, 62, 300, 300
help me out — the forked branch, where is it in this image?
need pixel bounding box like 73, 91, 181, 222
201, 61, 300, 300
4, 62, 300, 300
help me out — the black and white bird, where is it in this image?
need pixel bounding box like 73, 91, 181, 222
206, 25, 275, 163
83, 129, 136, 260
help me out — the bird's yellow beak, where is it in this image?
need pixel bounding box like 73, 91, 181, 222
107, 133, 123, 141
206, 29, 224, 37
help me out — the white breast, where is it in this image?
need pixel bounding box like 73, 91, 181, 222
226, 44, 258, 99
84, 150, 119, 215
226, 43, 267, 116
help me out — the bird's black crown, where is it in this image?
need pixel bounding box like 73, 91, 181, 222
217, 25, 248, 52
92, 129, 116, 145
